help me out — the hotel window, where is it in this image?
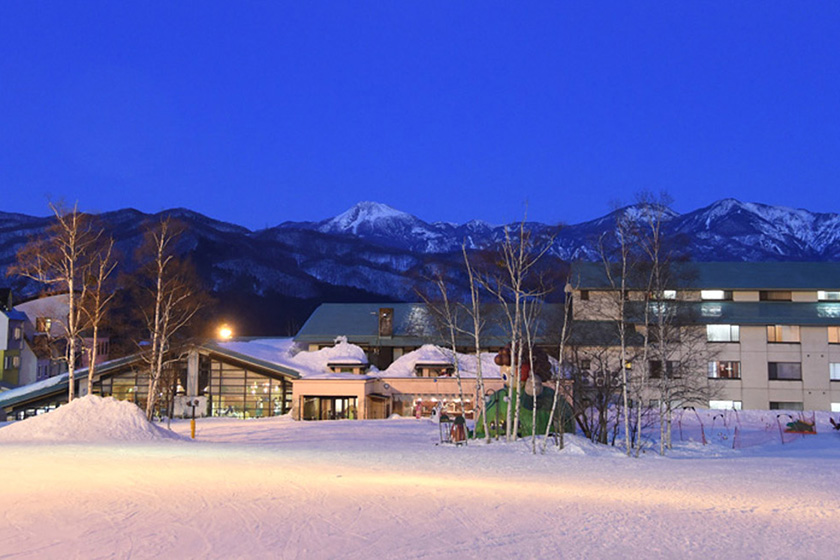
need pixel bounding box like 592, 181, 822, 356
706, 324, 739, 342
767, 325, 800, 343
830, 363, 840, 381
760, 290, 792, 301
829, 326, 840, 344
650, 290, 677, 300
701, 290, 732, 301
708, 361, 740, 379
710, 400, 742, 410
647, 301, 671, 316
818, 291, 840, 301
768, 362, 802, 381
649, 360, 679, 379
769, 401, 804, 411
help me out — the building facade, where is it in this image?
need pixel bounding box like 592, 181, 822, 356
571, 262, 840, 412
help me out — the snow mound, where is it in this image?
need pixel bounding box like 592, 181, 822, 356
559, 435, 625, 457
0, 395, 186, 443
381, 344, 502, 378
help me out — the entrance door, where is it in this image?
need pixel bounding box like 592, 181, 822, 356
302, 397, 358, 420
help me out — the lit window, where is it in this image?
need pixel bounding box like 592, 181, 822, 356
708, 361, 740, 379
701, 290, 731, 301
767, 325, 800, 343
13, 327, 21, 340
818, 304, 840, 318
832, 403, 840, 413
647, 301, 670, 315
830, 363, 840, 381
12, 356, 19, 368
710, 400, 742, 410
706, 324, 739, 342
829, 327, 840, 344
650, 290, 676, 300
768, 362, 801, 381
818, 291, 840, 301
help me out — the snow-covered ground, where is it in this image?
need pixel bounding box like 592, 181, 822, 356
1, 397, 839, 559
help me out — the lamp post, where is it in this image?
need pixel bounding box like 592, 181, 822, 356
218, 324, 233, 340
485, 389, 500, 440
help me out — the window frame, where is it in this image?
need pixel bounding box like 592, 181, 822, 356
701, 290, 732, 301
708, 360, 741, 379
767, 325, 801, 344
706, 324, 740, 342
649, 360, 680, 379
759, 290, 792, 301
768, 361, 802, 381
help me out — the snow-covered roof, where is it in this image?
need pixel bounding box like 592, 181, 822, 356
211, 339, 502, 381
212, 337, 375, 380
378, 345, 503, 379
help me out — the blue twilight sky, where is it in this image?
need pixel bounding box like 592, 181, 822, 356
2, 2, 839, 229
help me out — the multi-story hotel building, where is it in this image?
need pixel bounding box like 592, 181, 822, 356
570, 262, 840, 412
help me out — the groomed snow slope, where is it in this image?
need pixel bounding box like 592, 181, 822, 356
0, 409, 838, 559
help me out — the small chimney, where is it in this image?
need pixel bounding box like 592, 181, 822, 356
378, 308, 394, 338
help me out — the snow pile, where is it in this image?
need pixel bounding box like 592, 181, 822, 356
558, 434, 626, 457
0, 395, 185, 443
381, 344, 502, 378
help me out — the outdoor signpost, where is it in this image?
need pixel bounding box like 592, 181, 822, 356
187, 398, 200, 439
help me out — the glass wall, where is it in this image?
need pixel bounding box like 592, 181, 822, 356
208, 361, 292, 418
97, 368, 149, 408
301, 396, 358, 420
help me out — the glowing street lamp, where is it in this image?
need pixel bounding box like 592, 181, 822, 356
218, 324, 233, 340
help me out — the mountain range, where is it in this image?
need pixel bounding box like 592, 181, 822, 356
3, 198, 840, 334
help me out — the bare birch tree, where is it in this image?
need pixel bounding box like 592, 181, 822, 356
461, 243, 492, 443
598, 211, 635, 456
81, 235, 118, 394
542, 278, 574, 453
418, 269, 468, 422
10, 202, 100, 401
480, 217, 555, 442
137, 218, 204, 420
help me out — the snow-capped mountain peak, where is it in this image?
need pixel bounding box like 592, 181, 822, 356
318, 201, 424, 235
